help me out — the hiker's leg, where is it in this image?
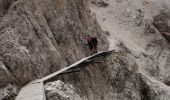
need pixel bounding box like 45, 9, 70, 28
92, 46, 95, 54
89, 45, 93, 55
95, 44, 98, 53
89, 47, 93, 55
93, 44, 97, 53
91, 49, 93, 55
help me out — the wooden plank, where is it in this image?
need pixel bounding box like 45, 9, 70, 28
16, 82, 45, 100
15, 50, 113, 100
32, 51, 111, 83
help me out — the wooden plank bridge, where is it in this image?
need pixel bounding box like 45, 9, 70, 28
15, 50, 113, 100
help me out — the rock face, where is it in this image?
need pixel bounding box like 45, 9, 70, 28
45, 51, 170, 100
0, 84, 19, 100
45, 80, 83, 100
153, 10, 170, 43
2, 0, 170, 100
87, 0, 170, 99
139, 74, 170, 100
0, 0, 108, 87
0, 0, 17, 17
91, 0, 170, 85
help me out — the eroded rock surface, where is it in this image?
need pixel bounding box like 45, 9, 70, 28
2, 0, 170, 100
45, 80, 83, 100
0, 84, 19, 100
45, 51, 170, 100
153, 10, 170, 43
0, 0, 108, 87
139, 74, 170, 100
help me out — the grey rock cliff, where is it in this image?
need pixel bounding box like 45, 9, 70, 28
2, 0, 170, 100
45, 80, 83, 100
0, 0, 108, 87
45, 50, 170, 100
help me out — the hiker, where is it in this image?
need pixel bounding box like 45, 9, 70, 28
91, 36, 98, 53
86, 35, 93, 54
86, 35, 98, 54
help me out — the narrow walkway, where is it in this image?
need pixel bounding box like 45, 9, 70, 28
15, 50, 113, 100
16, 82, 46, 100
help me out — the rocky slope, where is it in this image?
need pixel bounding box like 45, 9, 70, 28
45, 80, 83, 100
46, 0, 170, 100
90, 0, 170, 82
0, 0, 108, 86
90, 0, 170, 99
44, 50, 170, 100
1, 0, 170, 100
0, 0, 108, 99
